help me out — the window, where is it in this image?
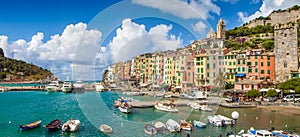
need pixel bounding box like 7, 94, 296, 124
248, 68, 252, 73
207, 73, 210, 77
255, 68, 258, 72
284, 62, 287, 68
247, 62, 252, 65
243, 60, 246, 64
242, 67, 245, 72
248, 55, 250, 59
229, 62, 232, 65
196, 57, 200, 61
196, 62, 200, 66
213, 63, 216, 68
267, 56, 270, 60
230, 69, 232, 73
197, 68, 200, 73
238, 60, 240, 64
255, 55, 258, 59
267, 62, 270, 66
233, 62, 236, 65
267, 70, 270, 74
261, 70, 264, 74
255, 62, 258, 66
238, 67, 241, 72
201, 68, 203, 73
261, 62, 264, 66
261, 56, 263, 59
207, 64, 210, 69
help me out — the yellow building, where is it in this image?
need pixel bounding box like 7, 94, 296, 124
163, 51, 176, 86
224, 51, 237, 84
194, 50, 207, 87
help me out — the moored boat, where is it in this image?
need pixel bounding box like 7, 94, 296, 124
154, 121, 166, 131
100, 124, 113, 133
166, 119, 181, 132
201, 105, 213, 112
62, 119, 80, 132
178, 119, 193, 131
73, 80, 85, 92
19, 120, 42, 131
46, 81, 63, 92
193, 120, 206, 128
61, 82, 73, 93
154, 100, 179, 113
248, 127, 274, 137
207, 115, 223, 127
45, 119, 61, 132
118, 102, 132, 113
188, 102, 202, 110
144, 124, 157, 135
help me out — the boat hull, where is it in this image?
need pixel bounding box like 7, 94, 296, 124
144, 124, 157, 135
45, 119, 61, 132
20, 120, 42, 131
100, 124, 113, 133
62, 119, 80, 132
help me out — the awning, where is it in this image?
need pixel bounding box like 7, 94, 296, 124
175, 86, 182, 89
140, 84, 148, 87
259, 88, 269, 92
236, 73, 246, 77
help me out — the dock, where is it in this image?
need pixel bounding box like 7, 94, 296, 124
0, 86, 45, 91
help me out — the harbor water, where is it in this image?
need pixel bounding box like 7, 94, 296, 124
0, 91, 299, 137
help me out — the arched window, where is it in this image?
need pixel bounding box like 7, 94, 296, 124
284, 61, 287, 68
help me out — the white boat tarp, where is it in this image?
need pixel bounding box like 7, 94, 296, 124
175, 86, 182, 89
140, 84, 148, 87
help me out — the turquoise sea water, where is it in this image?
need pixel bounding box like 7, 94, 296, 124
0, 91, 299, 137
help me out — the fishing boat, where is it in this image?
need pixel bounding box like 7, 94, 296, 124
166, 119, 181, 133
45, 119, 61, 132
178, 120, 193, 131
154, 100, 179, 113
144, 124, 157, 135
73, 80, 85, 92
193, 120, 206, 128
154, 121, 166, 131
100, 124, 113, 133
19, 120, 42, 131
62, 119, 80, 132
247, 127, 274, 137
118, 102, 132, 113
217, 115, 234, 125
61, 82, 73, 93
46, 81, 63, 92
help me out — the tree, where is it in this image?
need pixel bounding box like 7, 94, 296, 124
246, 89, 261, 98
262, 39, 274, 51
266, 89, 278, 97
279, 78, 300, 94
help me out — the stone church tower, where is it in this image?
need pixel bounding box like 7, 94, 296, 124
274, 23, 298, 82
216, 18, 226, 40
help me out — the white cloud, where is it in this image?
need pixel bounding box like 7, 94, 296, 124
237, 0, 300, 23
215, 0, 239, 4
132, 0, 220, 19
250, 0, 260, 4
106, 18, 183, 63
0, 22, 102, 80
192, 21, 208, 34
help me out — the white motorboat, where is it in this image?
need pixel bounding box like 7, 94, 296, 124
61, 81, 73, 93
118, 102, 132, 113
46, 81, 63, 92
178, 119, 193, 131
154, 101, 179, 113
201, 105, 213, 112
193, 120, 206, 128
73, 80, 85, 92
217, 115, 234, 125
62, 119, 80, 132
271, 130, 300, 137
163, 94, 172, 98
248, 127, 274, 137
188, 102, 202, 110
100, 124, 113, 133
166, 119, 181, 132
207, 115, 223, 127
144, 124, 157, 135
153, 121, 166, 131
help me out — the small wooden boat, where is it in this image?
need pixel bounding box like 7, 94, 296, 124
45, 119, 61, 132
144, 124, 157, 135
166, 119, 181, 132
193, 120, 206, 128
62, 119, 80, 132
178, 120, 193, 131
19, 120, 42, 131
100, 124, 113, 133
154, 121, 166, 131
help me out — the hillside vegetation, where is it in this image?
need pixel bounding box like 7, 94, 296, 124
0, 48, 52, 82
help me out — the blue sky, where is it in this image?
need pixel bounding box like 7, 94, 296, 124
0, 0, 299, 80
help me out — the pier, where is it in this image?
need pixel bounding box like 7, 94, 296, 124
0, 86, 45, 92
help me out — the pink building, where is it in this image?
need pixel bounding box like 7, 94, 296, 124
182, 52, 195, 92
234, 79, 267, 92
